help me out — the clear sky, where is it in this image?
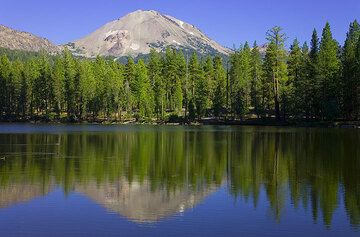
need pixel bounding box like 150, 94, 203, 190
1, 0, 359, 48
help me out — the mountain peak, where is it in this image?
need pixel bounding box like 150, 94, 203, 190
0, 25, 59, 53
68, 10, 231, 58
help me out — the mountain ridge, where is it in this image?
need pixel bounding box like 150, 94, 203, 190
0, 25, 59, 53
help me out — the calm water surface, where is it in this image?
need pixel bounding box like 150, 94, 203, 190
0, 124, 359, 237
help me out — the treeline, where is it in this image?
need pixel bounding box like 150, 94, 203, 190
0, 21, 359, 122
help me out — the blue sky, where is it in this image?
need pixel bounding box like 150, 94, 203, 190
0, 0, 359, 48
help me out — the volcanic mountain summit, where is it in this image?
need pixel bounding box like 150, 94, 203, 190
67, 10, 231, 58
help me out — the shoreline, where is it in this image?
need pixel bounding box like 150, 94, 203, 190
0, 118, 359, 129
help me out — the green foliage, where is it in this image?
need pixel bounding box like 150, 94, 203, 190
250, 41, 264, 117
212, 56, 227, 117
136, 60, 154, 119
0, 20, 358, 122
317, 22, 342, 119
342, 20, 360, 119
263, 26, 288, 120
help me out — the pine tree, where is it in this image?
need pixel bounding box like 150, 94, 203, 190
77, 60, 96, 119
203, 56, 214, 110
264, 26, 288, 120
354, 36, 360, 119
342, 20, 360, 119
148, 49, 165, 119
164, 48, 183, 113
175, 50, 185, 114
189, 53, 207, 118
212, 56, 227, 117
22, 58, 40, 117
136, 59, 154, 119
111, 62, 125, 121
317, 22, 341, 119
296, 42, 312, 118
309, 29, 320, 118
10, 60, 23, 116
288, 39, 303, 116
63, 50, 77, 120
0, 55, 11, 117
194, 65, 207, 119
52, 57, 65, 118
33, 54, 52, 116
124, 57, 136, 114
250, 41, 264, 118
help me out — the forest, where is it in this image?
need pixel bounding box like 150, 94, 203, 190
0, 21, 359, 123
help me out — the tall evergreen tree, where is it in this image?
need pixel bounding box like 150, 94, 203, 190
308, 29, 320, 118
264, 27, 288, 120
148, 49, 165, 119
250, 41, 264, 118
212, 56, 227, 117
63, 50, 77, 120
136, 60, 154, 119
77, 60, 96, 119
287, 39, 303, 116
230, 42, 252, 119
189, 53, 207, 118
354, 36, 360, 119
203, 56, 214, 110
52, 57, 65, 117
0, 55, 11, 117
342, 20, 360, 119
317, 22, 341, 119
174, 50, 186, 114
124, 57, 136, 113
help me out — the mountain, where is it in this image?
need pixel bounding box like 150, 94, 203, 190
77, 179, 218, 223
0, 25, 59, 53
67, 10, 231, 58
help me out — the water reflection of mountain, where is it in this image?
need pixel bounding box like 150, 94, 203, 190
77, 180, 218, 223
0, 183, 52, 208
0, 127, 359, 227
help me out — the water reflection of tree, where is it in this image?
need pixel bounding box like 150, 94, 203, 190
0, 128, 359, 227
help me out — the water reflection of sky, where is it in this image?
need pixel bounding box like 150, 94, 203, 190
0, 186, 357, 237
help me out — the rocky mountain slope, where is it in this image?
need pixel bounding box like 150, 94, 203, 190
0, 25, 59, 53
67, 10, 231, 58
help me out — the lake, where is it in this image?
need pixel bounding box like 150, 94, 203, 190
0, 124, 359, 237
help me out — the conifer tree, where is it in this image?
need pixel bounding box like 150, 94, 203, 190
342, 20, 360, 119
250, 42, 264, 117
63, 50, 77, 120
111, 62, 125, 121
78, 60, 96, 119
308, 29, 320, 118
125, 57, 136, 113
0, 55, 11, 116
288, 39, 303, 116
148, 49, 165, 119
212, 56, 227, 117
52, 57, 65, 117
174, 50, 186, 114
264, 27, 288, 120
136, 59, 154, 118
354, 36, 360, 119
189, 53, 207, 118
203, 56, 214, 110
317, 22, 341, 119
